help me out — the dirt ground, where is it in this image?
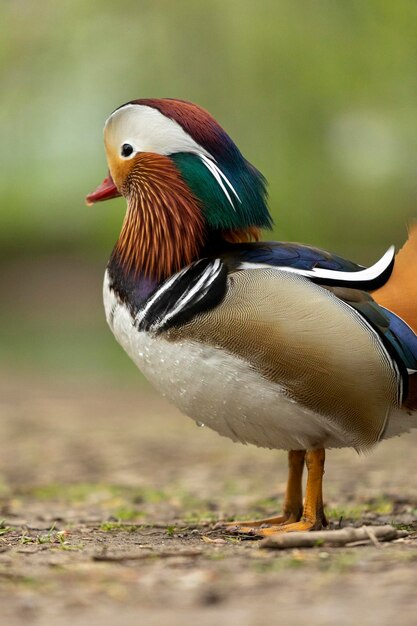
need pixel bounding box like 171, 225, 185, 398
1, 370, 416, 626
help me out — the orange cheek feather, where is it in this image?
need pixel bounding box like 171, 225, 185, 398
85, 145, 131, 205
106, 147, 135, 192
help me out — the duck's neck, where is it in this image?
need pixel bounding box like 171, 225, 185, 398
108, 224, 261, 314
110, 153, 206, 282
107, 152, 261, 308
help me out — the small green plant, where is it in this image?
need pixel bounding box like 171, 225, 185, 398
326, 505, 367, 522
19, 523, 75, 548
100, 521, 138, 532
0, 520, 13, 536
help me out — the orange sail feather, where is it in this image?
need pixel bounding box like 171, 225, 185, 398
372, 223, 417, 334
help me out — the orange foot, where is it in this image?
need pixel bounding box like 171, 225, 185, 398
217, 513, 299, 532
217, 450, 306, 533
231, 517, 326, 537
220, 449, 327, 537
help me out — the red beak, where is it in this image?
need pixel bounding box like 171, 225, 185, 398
86, 172, 121, 205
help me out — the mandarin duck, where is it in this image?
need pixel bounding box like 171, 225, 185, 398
87, 99, 417, 535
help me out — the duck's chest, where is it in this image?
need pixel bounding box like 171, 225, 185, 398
102, 271, 342, 450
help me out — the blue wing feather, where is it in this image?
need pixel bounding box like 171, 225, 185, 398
216, 240, 395, 289
379, 307, 417, 372
220, 241, 363, 272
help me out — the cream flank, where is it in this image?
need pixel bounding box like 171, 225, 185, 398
103, 268, 412, 451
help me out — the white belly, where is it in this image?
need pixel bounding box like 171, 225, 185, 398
103, 272, 361, 450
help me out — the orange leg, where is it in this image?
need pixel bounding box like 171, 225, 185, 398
253, 448, 328, 536
218, 450, 306, 529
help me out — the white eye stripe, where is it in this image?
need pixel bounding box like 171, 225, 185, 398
106, 104, 213, 159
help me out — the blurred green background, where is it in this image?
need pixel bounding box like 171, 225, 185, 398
1, 0, 416, 384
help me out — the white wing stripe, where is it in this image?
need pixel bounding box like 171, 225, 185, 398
239, 246, 395, 284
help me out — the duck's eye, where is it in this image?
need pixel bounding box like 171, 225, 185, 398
121, 143, 134, 158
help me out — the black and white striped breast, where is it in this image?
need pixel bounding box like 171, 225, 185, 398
135, 258, 228, 334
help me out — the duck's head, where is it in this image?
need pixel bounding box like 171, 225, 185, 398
87, 98, 272, 280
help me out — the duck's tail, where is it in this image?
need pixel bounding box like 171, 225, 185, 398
372, 223, 417, 334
